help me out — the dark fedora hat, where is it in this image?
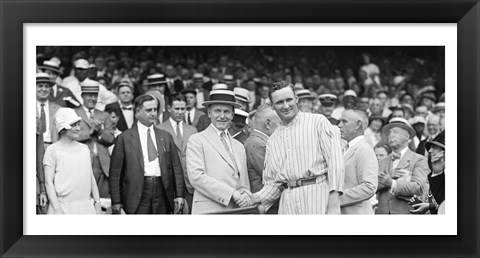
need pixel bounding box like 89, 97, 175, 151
425, 130, 445, 151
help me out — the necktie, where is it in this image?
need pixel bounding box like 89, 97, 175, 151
220, 132, 239, 173
40, 103, 46, 133
89, 109, 94, 119
343, 143, 350, 155
392, 152, 401, 161
176, 122, 183, 141
147, 128, 158, 162
187, 111, 192, 125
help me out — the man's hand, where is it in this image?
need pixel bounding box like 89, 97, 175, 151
112, 203, 123, 215
241, 189, 260, 205
232, 190, 251, 208
378, 173, 392, 188
174, 197, 186, 214
410, 203, 430, 214
326, 191, 341, 214
90, 119, 103, 132
393, 168, 411, 180
39, 192, 48, 207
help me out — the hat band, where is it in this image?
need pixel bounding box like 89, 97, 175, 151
235, 94, 248, 103
297, 93, 313, 99
41, 64, 60, 72
81, 86, 99, 92
148, 78, 167, 85
210, 93, 236, 103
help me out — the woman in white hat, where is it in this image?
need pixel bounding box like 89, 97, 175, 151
43, 108, 102, 214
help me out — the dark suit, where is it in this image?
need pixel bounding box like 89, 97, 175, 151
376, 149, 430, 214
37, 101, 62, 144
49, 84, 80, 108
105, 102, 135, 132
233, 130, 248, 145
184, 108, 206, 128
196, 114, 211, 132
109, 124, 185, 214
157, 120, 197, 213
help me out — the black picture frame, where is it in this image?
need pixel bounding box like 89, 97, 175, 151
1, 0, 478, 257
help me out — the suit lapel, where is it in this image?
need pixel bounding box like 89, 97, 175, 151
164, 121, 182, 152
76, 107, 94, 129
396, 149, 413, 169
154, 128, 165, 167
203, 126, 237, 171
129, 125, 145, 171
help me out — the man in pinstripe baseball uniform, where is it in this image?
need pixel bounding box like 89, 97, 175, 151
246, 81, 345, 214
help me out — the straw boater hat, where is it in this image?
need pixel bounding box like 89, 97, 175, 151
296, 89, 315, 101
318, 93, 337, 106
382, 117, 416, 139
74, 59, 89, 70
211, 83, 229, 91
202, 89, 242, 109
39, 60, 61, 74
410, 115, 426, 126
368, 115, 387, 126
36, 72, 55, 86
432, 102, 445, 113
192, 73, 204, 82
425, 130, 445, 151
233, 109, 249, 123
54, 108, 82, 133
233, 87, 250, 103
147, 74, 167, 86
80, 79, 100, 94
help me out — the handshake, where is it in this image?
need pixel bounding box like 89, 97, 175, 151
232, 189, 260, 208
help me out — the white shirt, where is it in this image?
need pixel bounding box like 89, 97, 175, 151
169, 117, 183, 138
210, 124, 232, 155
37, 101, 51, 142
344, 135, 364, 157
137, 122, 161, 177
391, 146, 409, 194
186, 108, 197, 124
119, 101, 134, 129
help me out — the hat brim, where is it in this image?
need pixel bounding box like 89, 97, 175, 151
181, 89, 197, 95
298, 96, 316, 101
369, 116, 387, 125
37, 79, 56, 86
382, 123, 416, 139
425, 140, 445, 151
39, 66, 61, 74
202, 100, 242, 109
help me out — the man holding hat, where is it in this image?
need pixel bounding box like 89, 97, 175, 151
181, 87, 206, 128
318, 93, 339, 125
376, 117, 430, 214
186, 88, 251, 214
296, 89, 315, 113
410, 130, 445, 214
36, 73, 63, 149
74, 80, 115, 199
246, 81, 345, 214
39, 60, 80, 108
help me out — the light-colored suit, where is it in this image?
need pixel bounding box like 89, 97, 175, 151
157, 121, 197, 195
376, 149, 430, 214
186, 124, 250, 214
339, 138, 378, 214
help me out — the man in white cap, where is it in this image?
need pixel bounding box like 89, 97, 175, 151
191, 73, 209, 109
318, 93, 339, 125
295, 89, 316, 113
233, 87, 251, 112
186, 88, 251, 214
36, 73, 62, 149
246, 81, 345, 214
376, 117, 430, 214
229, 109, 249, 144
332, 90, 357, 120
74, 80, 115, 199
39, 60, 80, 108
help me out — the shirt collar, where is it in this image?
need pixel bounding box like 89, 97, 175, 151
137, 121, 154, 133
394, 146, 409, 158
210, 123, 229, 137
83, 106, 93, 114
254, 129, 269, 139
119, 101, 133, 109
37, 100, 49, 107
169, 117, 182, 127
348, 135, 364, 148
281, 110, 302, 127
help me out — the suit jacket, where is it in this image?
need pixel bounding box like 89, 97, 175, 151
339, 138, 378, 214
186, 125, 250, 214
376, 148, 430, 214
37, 101, 62, 143
195, 114, 211, 132
49, 84, 80, 108
184, 108, 206, 128
109, 124, 185, 214
157, 121, 198, 195
74, 107, 115, 176
244, 130, 268, 193
105, 102, 135, 132
233, 130, 248, 145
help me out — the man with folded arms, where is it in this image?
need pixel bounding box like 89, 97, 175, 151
246, 81, 345, 214
338, 108, 378, 214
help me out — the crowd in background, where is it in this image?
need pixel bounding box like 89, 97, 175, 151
35, 46, 446, 215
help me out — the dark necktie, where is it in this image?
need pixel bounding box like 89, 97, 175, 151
147, 128, 158, 162
187, 111, 192, 125
40, 103, 46, 133
392, 152, 401, 161
176, 122, 183, 142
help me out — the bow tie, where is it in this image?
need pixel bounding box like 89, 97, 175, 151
122, 106, 133, 110
392, 152, 401, 161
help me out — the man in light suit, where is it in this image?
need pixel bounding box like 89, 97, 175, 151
244, 104, 281, 214
36, 73, 63, 149
376, 117, 430, 214
157, 94, 197, 213
110, 94, 185, 214
181, 88, 206, 128
338, 108, 378, 214
186, 89, 251, 214
74, 80, 115, 198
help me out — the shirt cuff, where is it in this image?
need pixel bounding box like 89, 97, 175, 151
390, 179, 397, 195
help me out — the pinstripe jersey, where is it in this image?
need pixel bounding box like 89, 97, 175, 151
254, 111, 345, 213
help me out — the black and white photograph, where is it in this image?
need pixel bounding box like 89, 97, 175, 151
34, 45, 446, 216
